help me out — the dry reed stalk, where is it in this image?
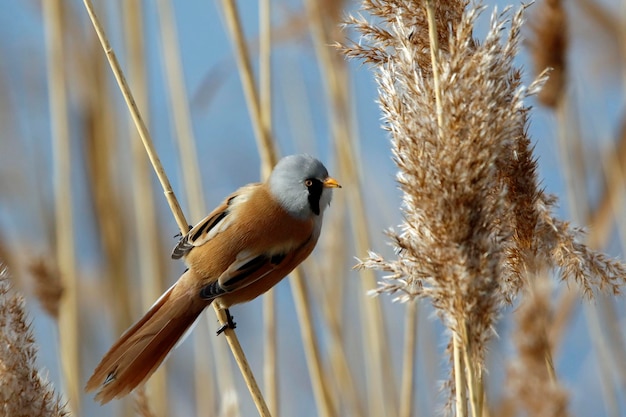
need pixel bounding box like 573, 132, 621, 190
549, 57, 626, 398
507, 273, 569, 417
424, 0, 443, 129
597, 125, 626, 253
213, 4, 283, 406
218, 3, 341, 417
81, 32, 134, 337
309, 194, 365, 417
155, 1, 224, 414
318, 294, 364, 417
258, 0, 279, 414
597, 297, 626, 396
0, 267, 69, 417
597, 121, 626, 388
81, 2, 270, 415
399, 300, 418, 417
156, 0, 206, 221
261, 288, 278, 416
219, 0, 277, 178
453, 337, 467, 417
122, 1, 170, 414
288, 270, 336, 417
567, 15, 626, 376
259, 0, 273, 135
582, 300, 620, 417
344, 1, 626, 414
81, 0, 188, 233
552, 93, 622, 413
308, 0, 399, 415
191, 324, 218, 417
546, 18, 626, 402
42, 1, 81, 413
218, 3, 285, 416
212, 307, 271, 417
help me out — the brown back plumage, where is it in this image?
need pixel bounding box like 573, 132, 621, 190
85, 271, 207, 403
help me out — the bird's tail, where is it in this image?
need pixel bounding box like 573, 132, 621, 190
85, 270, 207, 403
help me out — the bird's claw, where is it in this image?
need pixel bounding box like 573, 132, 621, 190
216, 309, 237, 335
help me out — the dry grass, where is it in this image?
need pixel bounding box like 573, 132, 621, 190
1, 1, 626, 416
0, 267, 69, 417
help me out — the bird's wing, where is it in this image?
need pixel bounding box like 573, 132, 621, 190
198, 247, 300, 300
171, 183, 259, 259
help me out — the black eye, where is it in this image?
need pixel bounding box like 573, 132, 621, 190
305, 179, 314, 187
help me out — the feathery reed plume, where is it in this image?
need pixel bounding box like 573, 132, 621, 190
343, 1, 626, 413
527, 0, 567, 108
507, 274, 569, 417
0, 266, 69, 417
349, 0, 531, 363
28, 258, 64, 319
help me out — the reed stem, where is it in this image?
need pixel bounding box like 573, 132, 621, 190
289, 270, 336, 417
82, 2, 270, 415
304, 0, 398, 414
425, 0, 444, 130
123, 0, 169, 414
461, 321, 482, 417
43, 1, 81, 414
82, 0, 188, 232
219, 0, 277, 178
258, 0, 279, 414
214, 306, 272, 417
399, 300, 418, 417
453, 335, 467, 417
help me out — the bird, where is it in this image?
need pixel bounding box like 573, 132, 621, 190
85, 154, 341, 403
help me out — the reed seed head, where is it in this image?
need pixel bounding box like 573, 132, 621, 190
0, 266, 69, 417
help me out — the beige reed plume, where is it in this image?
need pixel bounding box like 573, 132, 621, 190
342, 1, 626, 413
0, 265, 69, 417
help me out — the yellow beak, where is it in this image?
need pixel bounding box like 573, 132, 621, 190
323, 177, 342, 188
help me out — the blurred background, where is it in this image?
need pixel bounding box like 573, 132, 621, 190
0, 0, 625, 416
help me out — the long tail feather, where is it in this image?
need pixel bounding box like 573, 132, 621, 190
85, 271, 207, 403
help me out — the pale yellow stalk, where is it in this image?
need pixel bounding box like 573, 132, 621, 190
304, 0, 398, 415
259, 0, 279, 414
289, 270, 336, 417
400, 300, 418, 417
555, 95, 619, 413
454, 336, 467, 417
219, 0, 277, 178
123, 1, 169, 414
425, 0, 443, 129
43, 1, 80, 414
82, 1, 270, 415
82, 0, 188, 232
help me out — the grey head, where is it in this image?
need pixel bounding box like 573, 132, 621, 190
268, 154, 341, 219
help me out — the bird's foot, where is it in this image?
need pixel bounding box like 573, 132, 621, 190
216, 308, 237, 335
